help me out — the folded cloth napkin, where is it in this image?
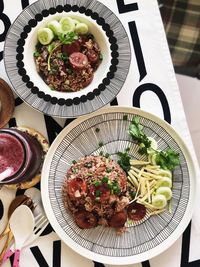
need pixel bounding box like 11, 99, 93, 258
159, 0, 200, 79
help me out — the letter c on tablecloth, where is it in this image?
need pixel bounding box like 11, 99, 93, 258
132, 83, 171, 124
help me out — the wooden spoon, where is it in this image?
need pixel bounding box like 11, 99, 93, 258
0, 78, 15, 128
7, 195, 33, 218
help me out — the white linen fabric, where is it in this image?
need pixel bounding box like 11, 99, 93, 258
0, 0, 199, 266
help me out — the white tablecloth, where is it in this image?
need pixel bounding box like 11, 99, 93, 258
0, 0, 200, 266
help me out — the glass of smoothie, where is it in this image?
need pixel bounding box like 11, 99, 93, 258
0, 129, 43, 184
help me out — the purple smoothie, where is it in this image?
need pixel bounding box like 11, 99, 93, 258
0, 133, 25, 180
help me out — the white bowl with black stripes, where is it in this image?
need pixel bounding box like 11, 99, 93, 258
4, 0, 131, 117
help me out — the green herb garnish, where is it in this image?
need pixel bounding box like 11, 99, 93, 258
66, 68, 73, 74
123, 115, 128, 121
33, 42, 42, 57
128, 116, 180, 170
71, 167, 77, 174
60, 53, 69, 64
129, 191, 136, 199
47, 43, 56, 53
33, 51, 40, 57
58, 32, 78, 44
127, 219, 133, 225
95, 189, 101, 197
153, 148, 180, 170
106, 168, 112, 173
111, 180, 121, 195
47, 32, 78, 71
104, 153, 110, 158
117, 151, 131, 174
49, 65, 58, 75
102, 176, 108, 183
84, 161, 93, 168
93, 180, 101, 187
128, 116, 151, 154
99, 141, 103, 147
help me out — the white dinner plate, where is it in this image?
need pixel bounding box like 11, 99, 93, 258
41, 106, 196, 265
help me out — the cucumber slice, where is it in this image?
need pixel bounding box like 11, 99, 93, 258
148, 137, 158, 150
159, 169, 172, 178
149, 153, 157, 165
156, 187, 172, 201
75, 22, 89, 35
152, 194, 167, 209
37, 28, 54, 45
148, 154, 152, 162
47, 20, 62, 36
157, 177, 172, 188
59, 17, 75, 33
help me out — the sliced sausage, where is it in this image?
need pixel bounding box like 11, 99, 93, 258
74, 210, 97, 229
108, 210, 127, 228
62, 41, 80, 55
127, 202, 146, 221
69, 52, 88, 69
67, 177, 87, 198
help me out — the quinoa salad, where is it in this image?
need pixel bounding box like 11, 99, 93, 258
33, 17, 102, 92
63, 155, 146, 234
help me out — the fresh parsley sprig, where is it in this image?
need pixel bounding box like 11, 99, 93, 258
128, 116, 180, 170
154, 148, 180, 170
58, 31, 78, 44
47, 31, 78, 71
128, 117, 151, 154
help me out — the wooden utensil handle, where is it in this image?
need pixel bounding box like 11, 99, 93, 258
0, 224, 10, 240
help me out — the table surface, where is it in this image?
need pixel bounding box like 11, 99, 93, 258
0, 0, 200, 266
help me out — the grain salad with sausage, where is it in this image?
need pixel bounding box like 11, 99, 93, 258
33, 16, 102, 92
62, 117, 180, 234
63, 155, 146, 234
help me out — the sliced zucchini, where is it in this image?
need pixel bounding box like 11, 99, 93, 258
157, 177, 172, 188
156, 187, 172, 201
59, 17, 75, 33
159, 169, 172, 178
37, 28, 54, 45
47, 20, 62, 36
152, 194, 167, 209
75, 22, 88, 35
148, 137, 158, 150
